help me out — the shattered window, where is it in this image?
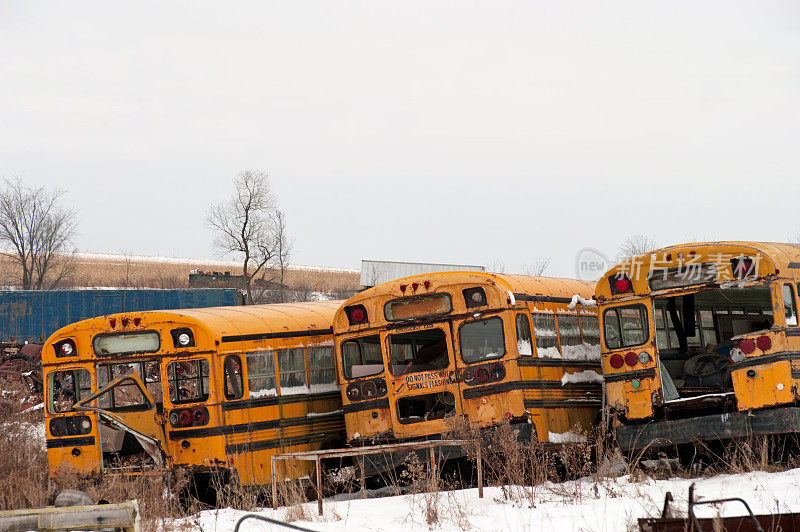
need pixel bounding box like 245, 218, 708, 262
167, 359, 209, 404
49, 368, 91, 413
516, 314, 533, 356
96, 360, 162, 409
389, 328, 449, 375
224, 355, 243, 400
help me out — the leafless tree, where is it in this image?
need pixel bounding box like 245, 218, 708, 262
486, 259, 506, 274
207, 171, 291, 304
0, 178, 78, 289
618, 234, 656, 260
363, 262, 383, 287
523, 258, 551, 277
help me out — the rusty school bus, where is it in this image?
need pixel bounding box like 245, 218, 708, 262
42, 301, 345, 492
333, 271, 602, 452
596, 241, 800, 452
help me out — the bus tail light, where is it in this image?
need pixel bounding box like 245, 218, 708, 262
740, 338, 756, 355
475, 367, 489, 384
610, 275, 632, 295
490, 363, 506, 381
345, 305, 368, 326
756, 335, 771, 351
169, 409, 195, 428
361, 381, 377, 399
346, 383, 361, 401
54, 339, 76, 357
609, 353, 624, 369
50, 418, 66, 437
638, 351, 651, 364
192, 406, 209, 426
624, 352, 638, 367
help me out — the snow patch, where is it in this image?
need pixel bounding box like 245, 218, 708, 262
249, 388, 277, 398
548, 431, 588, 443
568, 294, 597, 310
561, 370, 604, 385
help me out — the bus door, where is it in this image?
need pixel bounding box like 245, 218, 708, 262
75, 371, 167, 471
382, 322, 462, 439
451, 313, 525, 423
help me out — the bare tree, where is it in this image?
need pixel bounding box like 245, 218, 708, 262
523, 258, 551, 277
618, 234, 656, 260
0, 178, 78, 289
486, 259, 506, 274
363, 262, 383, 287
207, 171, 291, 304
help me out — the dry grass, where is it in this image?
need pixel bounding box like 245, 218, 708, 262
0, 253, 360, 293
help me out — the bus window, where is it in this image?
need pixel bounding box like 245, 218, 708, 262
49, 369, 90, 413
247, 351, 277, 398
341, 335, 383, 379
557, 316, 582, 358
463, 287, 487, 309
397, 391, 455, 424
278, 348, 307, 393
532, 314, 559, 357
223, 355, 243, 400
389, 329, 449, 375
167, 359, 209, 404
783, 285, 797, 327
308, 346, 335, 388
580, 315, 601, 349
459, 317, 505, 364
97, 361, 162, 408
603, 305, 648, 349
516, 314, 533, 356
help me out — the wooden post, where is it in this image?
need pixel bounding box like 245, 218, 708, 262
271, 456, 278, 510
360, 455, 366, 499
0, 500, 140, 532
429, 445, 437, 492
315, 456, 323, 516
476, 443, 483, 499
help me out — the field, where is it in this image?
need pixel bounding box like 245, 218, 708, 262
0, 252, 361, 295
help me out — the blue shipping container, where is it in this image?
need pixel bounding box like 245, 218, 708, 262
0, 289, 241, 345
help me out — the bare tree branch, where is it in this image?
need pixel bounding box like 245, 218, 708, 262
523, 258, 551, 277
0, 178, 78, 289
618, 234, 656, 260
207, 171, 290, 304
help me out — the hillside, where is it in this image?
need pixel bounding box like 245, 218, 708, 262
0, 252, 361, 296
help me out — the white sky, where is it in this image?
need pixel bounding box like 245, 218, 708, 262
1, 1, 799, 277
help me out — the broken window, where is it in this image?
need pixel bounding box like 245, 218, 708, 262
223, 355, 243, 400
784, 284, 798, 327
49, 368, 91, 413
341, 335, 383, 379
97, 360, 163, 408
247, 351, 277, 398
396, 391, 455, 424
580, 315, 601, 348
532, 313, 559, 357
459, 317, 505, 364
463, 287, 487, 309
167, 359, 209, 404
389, 328, 449, 376
603, 305, 648, 349
278, 348, 307, 393
516, 314, 533, 356
308, 346, 336, 387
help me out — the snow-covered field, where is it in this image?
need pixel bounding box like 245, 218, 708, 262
175, 468, 800, 531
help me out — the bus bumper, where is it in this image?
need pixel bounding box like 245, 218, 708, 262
616, 407, 800, 451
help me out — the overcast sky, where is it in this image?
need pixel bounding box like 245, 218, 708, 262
1, 1, 798, 277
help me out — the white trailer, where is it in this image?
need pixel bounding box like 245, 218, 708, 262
360, 260, 485, 288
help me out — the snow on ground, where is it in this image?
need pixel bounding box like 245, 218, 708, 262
172, 468, 800, 531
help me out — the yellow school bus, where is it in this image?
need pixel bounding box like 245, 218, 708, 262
43, 301, 345, 492
333, 271, 602, 452
596, 241, 800, 452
